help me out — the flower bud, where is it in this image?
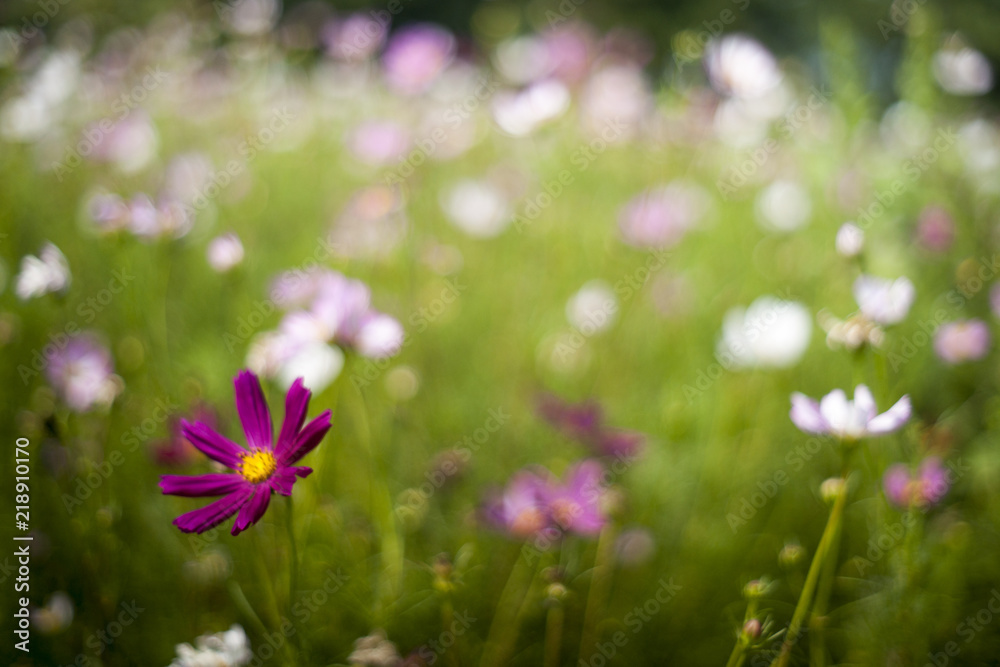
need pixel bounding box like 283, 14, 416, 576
820, 477, 846, 504
779, 542, 806, 569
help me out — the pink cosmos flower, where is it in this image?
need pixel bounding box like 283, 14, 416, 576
934, 319, 990, 364
537, 394, 645, 459
160, 371, 331, 535
790, 384, 911, 440
46, 335, 122, 412
382, 24, 455, 95
484, 460, 609, 538
883, 458, 950, 509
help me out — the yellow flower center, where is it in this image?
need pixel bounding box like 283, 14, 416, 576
240, 449, 277, 484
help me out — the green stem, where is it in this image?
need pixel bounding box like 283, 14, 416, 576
287, 495, 299, 607
771, 482, 849, 667
349, 380, 402, 625
544, 603, 564, 667
578, 523, 617, 662
725, 640, 747, 667
479, 546, 536, 667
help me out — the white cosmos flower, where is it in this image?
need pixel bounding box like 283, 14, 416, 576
853, 275, 915, 326
15, 243, 71, 300
933, 44, 993, 96
835, 223, 864, 257
718, 296, 812, 369
790, 384, 911, 440
755, 180, 811, 232
566, 280, 617, 334
169, 624, 252, 667
441, 180, 510, 238
206, 233, 244, 273
704, 35, 782, 100
276, 342, 345, 394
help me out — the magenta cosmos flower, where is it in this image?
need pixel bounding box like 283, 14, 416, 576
790, 384, 911, 440
883, 457, 950, 509
484, 460, 608, 538
160, 371, 331, 535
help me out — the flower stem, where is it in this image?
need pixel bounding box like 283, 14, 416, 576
771, 482, 848, 667
480, 546, 536, 667
578, 523, 616, 663
544, 602, 565, 667
286, 496, 299, 607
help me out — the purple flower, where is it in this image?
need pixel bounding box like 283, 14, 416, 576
484, 460, 609, 538
790, 384, 911, 440
382, 24, 455, 95
483, 470, 550, 538
46, 335, 122, 412
618, 182, 708, 249
915, 205, 955, 252
537, 394, 645, 459
323, 13, 388, 62
542, 460, 607, 535
883, 458, 950, 509
160, 371, 331, 535
934, 319, 990, 364
347, 120, 411, 166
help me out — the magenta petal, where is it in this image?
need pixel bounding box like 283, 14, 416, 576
883, 465, 911, 508
232, 486, 271, 535
181, 419, 245, 469
268, 468, 298, 496
280, 410, 332, 465
160, 473, 246, 497
789, 393, 827, 434
235, 371, 274, 450
275, 378, 311, 461
173, 486, 254, 533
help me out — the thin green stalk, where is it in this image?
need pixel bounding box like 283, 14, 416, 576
809, 511, 843, 667
725, 642, 748, 667
349, 380, 402, 624
772, 483, 849, 667
441, 598, 461, 667
480, 546, 536, 667
578, 523, 617, 662
544, 603, 564, 667
287, 495, 299, 607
